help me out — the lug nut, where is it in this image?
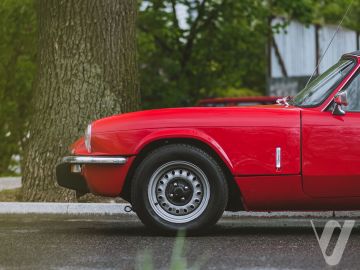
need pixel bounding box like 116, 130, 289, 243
173, 183, 178, 187
181, 197, 185, 201
169, 193, 174, 198
184, 186, 189, 190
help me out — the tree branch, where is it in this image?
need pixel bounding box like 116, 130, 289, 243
170, 0, 182, 50
180, 0, 224, 70
170, 0, 180, 30
138, 24, 173, 54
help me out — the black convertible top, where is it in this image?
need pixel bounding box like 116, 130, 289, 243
344, 50, 360, 57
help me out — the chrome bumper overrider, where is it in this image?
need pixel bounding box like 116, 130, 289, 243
62, 156, 127, 165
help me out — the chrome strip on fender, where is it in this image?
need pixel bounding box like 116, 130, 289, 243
62, 156, 127, 165
276, 147, 281, 170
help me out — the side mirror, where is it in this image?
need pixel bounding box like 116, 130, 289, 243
332, 91, 348, 116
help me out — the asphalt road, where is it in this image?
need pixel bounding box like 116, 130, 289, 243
0, 177, 21, 191
0, 214, 360, 270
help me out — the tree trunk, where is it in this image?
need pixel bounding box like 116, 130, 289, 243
22, 0, 140, 201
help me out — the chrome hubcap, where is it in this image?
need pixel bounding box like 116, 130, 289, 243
148, 161, 210, 224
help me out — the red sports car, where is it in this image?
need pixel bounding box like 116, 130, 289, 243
57, 51, 360, 231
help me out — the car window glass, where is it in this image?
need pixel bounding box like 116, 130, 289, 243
343, 72, 360, 112
292, 59, 354, 107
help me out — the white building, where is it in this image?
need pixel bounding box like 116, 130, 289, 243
269, 18, 359, 96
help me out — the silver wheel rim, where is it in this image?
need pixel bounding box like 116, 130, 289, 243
148, 161, 210, 224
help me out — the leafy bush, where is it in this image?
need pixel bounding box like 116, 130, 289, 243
0, 0, 36, 175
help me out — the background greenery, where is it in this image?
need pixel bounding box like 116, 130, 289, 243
0, 0, 358, 175
0, 0, 36, 176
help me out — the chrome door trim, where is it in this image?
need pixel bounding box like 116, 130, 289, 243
276, 147, 281, 170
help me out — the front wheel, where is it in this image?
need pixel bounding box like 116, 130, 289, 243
131, 144, 228, 231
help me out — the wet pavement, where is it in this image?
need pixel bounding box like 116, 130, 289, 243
0, 214, 359, 269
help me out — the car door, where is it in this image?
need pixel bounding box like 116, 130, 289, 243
302, 71, 360, 198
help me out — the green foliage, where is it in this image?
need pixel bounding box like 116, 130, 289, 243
138, 0, 268, 109
0, 0, 36, 175
271, 0, 315, 24
211, 87, 262, 98
315, 0, 360, 31
138, 0, 328, 109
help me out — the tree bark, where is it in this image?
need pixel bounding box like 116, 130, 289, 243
22, 0, 140, 201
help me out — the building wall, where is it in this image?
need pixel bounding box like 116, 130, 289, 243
318, 26, 357, 73
269, 18, 359, 96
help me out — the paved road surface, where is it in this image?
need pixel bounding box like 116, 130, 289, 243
0, 177, 21, 191
0, 214, 359, 270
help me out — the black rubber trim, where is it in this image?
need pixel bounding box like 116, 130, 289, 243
56, 163, 89, 193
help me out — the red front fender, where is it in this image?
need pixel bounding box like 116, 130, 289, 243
134, 128, 234, 174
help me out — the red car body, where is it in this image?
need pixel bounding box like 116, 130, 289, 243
197, 96, 280, 107
57, 51, 360, 230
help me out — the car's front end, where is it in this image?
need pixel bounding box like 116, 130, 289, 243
55, 104, 302, 205
56, 124, 135, 198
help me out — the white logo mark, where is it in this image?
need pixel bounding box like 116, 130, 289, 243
311, 220, 355, 266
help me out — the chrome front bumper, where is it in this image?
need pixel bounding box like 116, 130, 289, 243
56, 156, 128, 193
62, 156, 127, 165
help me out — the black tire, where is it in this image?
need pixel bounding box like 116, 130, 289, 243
131, 144, 228, 231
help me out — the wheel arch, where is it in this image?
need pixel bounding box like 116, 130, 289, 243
134, 129, 234, 171
121, 131, 244, 211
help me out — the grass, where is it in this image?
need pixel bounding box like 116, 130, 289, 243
0, 188, 22, 202
0, 188, 127, 203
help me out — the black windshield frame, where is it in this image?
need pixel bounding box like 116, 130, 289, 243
292, 57, 356, 108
